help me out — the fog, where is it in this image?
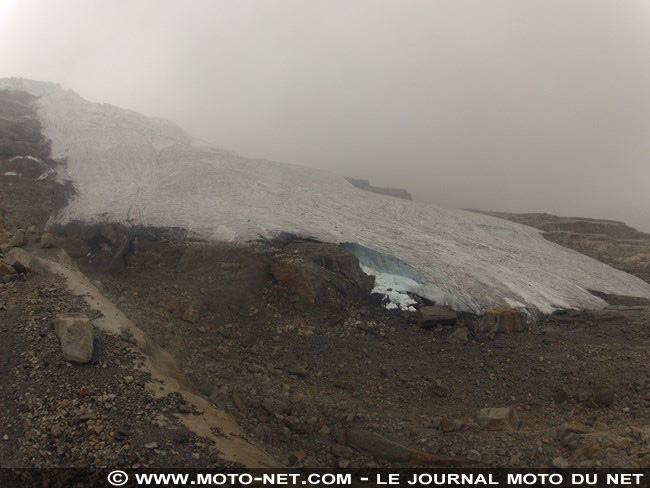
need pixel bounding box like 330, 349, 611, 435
2, 0, 650, 230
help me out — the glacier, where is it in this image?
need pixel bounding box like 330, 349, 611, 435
3, 77, 650, 314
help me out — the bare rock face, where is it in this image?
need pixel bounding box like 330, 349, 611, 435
475, 407, 521, 431
53, 313, 94, 363
417, 305, 457, 328
271, 258, 329, 304
480, 306, 527, 334
271, 243, 374, 305
344, 177, 413, 200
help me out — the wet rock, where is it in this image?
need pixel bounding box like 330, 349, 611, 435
53, 313, 95, 363
475, 407, 521, 431
417, 305, 457, 329
480, 306, 527, 334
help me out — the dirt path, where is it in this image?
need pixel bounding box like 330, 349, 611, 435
29, 248, 280, 468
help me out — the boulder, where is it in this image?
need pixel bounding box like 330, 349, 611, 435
53, 313, 94, 363
4, 248, 31, 273
39, 232, 55, 249
417, 305, 457, 329
10, 229, 26, 248
0, 262, 16, 277
475, 407, 521, 431
480, 306, 527, 334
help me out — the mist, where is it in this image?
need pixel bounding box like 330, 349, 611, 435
2, 0, 649, 230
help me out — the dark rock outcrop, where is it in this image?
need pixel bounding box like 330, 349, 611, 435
344, 177, 412, 200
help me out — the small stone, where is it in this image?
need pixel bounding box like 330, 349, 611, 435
431, 379, 450, 397
448, 326, 469, 343
262, 397, 289, 415
467, 449, 482, 462
331, 444, 354, 458
587, 386, 614, 408
439, 417, 459, 432
552, 456, 570, 468
475, 407, 520, 431
144, 442, 158, 449
182, 305, 200, 324
553, 388, 570, 404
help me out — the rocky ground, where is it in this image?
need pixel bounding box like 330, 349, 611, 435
0, 252, 235, 469
1, 171, 650, 470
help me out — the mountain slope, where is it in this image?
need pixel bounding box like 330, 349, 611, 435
2, 77, 650, 314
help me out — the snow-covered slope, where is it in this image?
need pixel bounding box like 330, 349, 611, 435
3, 77, 650, 314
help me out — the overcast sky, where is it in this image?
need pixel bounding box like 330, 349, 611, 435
2, 0, 650, 230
